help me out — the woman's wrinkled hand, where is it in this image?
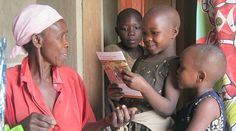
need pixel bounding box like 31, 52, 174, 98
106, 105, 137, 128
20, 112, 56, 131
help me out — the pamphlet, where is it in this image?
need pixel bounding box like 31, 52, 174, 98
96, 51, 143, 99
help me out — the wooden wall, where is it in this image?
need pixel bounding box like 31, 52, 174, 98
83, 0, 103, 119
176, 0, 196, 55
144, 0, 175, 12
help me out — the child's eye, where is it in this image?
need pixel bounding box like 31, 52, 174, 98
120, 27, 128, 31
151, 31, 159, 35
134, 26, 141, 30
180, 66, 185, 71
177, 67, 183, 74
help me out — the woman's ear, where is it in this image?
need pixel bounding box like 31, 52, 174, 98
197, 70, 206, 83
31, 34, 43, 48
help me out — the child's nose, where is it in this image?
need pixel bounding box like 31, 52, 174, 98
128, 27, 135, 36
144, 35, 153, 42
128, 31, 135, 36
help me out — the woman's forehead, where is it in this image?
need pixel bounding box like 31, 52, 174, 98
44, 19, 67, 34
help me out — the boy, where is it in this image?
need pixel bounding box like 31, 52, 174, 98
174, 44, 227, 130
105, 8, 144, 68
123, 44, 227, 130
105, 8, 144, 114
104, 8, 144, 130
117, 5, 180, 130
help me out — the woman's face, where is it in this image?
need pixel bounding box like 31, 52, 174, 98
40, 19, 69, 67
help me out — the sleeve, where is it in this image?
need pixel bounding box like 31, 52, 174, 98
5, 95, 15, 127
76, 74, 96, 128
4, 75, 16, 128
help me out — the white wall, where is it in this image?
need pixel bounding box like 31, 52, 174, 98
37, 0, 83, 75
0, 0, 36, 67
0, 0, 84, 75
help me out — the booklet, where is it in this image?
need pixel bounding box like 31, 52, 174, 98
96, 51, 143, 99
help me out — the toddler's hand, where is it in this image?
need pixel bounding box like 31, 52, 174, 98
122, 70, 150, 92
107, 83, 124, 101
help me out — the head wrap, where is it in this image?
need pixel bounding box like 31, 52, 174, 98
11, 4, 63, 58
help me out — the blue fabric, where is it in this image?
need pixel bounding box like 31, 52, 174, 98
0, 38, 7, 130
174, 91, 227, 131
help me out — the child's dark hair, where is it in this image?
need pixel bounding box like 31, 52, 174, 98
187, 44, 227, 82
191, 44, 226, 66
144, 5, 180, 29
116, 8, 142, 26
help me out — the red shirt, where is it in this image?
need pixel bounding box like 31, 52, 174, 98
5, 57, 96, 131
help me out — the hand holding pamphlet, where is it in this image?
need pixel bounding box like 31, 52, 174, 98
96, 51, 143, 99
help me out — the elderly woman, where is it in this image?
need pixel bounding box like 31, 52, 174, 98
5, 4, 134, 131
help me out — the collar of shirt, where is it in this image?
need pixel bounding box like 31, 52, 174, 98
20, 56, 64, 94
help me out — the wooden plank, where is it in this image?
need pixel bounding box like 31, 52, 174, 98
119, 0, 145, 15
83, 0, 103, 119
144, 0, 172, 12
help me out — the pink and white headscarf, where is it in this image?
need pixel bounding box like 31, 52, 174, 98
11, 4, 63, 58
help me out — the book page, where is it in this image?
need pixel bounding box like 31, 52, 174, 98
97, 51, 143, 99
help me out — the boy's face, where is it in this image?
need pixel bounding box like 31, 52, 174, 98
116, 15, 142, 49
177, 49, 198, 89
142, 15, 174, 55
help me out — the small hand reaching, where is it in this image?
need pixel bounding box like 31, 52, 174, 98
107, 83, 124, 101
122, 70, 150, 92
